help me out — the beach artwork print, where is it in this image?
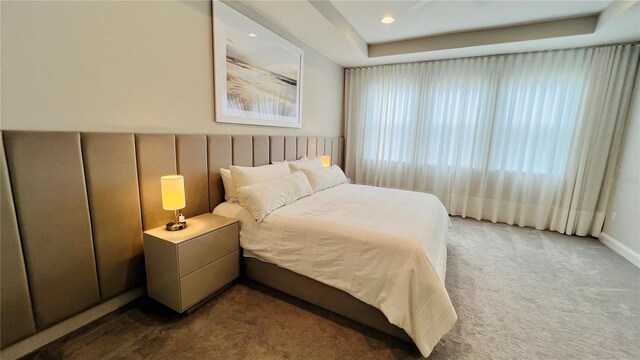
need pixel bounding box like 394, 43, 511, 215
213, 1, 303, 128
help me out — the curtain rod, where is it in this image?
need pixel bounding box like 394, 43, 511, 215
346, 41, 640, 71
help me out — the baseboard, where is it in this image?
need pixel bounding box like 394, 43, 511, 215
600, 232, 640, 268
0, 287, 145, 360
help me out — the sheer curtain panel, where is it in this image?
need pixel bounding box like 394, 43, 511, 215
345, 44, 639, 237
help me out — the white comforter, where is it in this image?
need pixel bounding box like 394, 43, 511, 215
214, 184, 457, 357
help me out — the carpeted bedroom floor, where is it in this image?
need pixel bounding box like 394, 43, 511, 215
26, 217, 640, 360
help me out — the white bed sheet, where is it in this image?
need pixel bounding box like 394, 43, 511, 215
213, 184, 456, 357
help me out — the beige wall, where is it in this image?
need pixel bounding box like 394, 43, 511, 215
0, 1, 344, 136
602, 70, 640, 257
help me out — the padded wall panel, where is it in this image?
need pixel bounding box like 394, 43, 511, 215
307, 137, 317, 158
208, 135, 232, 211
332, 138, 340, 168
82, 133, 144, 301
4, 131, 100, 330
325, 138, 333, 160
253, 135, 269, 166
270, 136, 285, 163
232, 136, 252, 166
176, 135, 209, 218
285, 136, 297, 161
338, 138, 344, 168
316, 137, 325, 157
136, 134, 177, 230
296, 137, 307, 159
0, 133, 36, 348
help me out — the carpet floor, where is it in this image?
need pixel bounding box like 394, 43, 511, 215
25, 217, 640, 359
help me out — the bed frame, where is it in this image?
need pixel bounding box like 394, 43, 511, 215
243, 256, 412, 343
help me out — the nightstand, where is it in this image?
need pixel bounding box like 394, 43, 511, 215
143, 213, 239, 313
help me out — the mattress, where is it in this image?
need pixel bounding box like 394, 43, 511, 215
213, 183, 457, 357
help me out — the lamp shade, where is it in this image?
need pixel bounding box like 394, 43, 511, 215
320, 155, 331, 168
161, 175, 186, 211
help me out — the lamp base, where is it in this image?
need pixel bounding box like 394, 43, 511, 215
165, 221, 187, 231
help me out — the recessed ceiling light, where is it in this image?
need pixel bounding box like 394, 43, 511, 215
248, 33, 257, 37
380, 16, 395, 24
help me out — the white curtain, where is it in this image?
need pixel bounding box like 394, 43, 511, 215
345, 44, 639, 237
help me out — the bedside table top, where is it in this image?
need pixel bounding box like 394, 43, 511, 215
144, 213, 237, 244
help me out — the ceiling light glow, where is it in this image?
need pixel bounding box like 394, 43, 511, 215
380, 16, 395, 24
248, 33, 257, 37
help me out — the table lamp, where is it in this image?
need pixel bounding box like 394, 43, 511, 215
161, 175, 187, 231
320, 155, 331, 168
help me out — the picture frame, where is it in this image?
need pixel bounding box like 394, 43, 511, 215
212, 1, 303, 128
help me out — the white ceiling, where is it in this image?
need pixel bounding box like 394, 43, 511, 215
331, 0, 614, 44
236, 0, 640, 67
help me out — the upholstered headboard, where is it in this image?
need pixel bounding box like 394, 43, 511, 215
0, 131, 343, 349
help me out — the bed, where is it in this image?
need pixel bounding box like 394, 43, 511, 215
213, 182, 457, 357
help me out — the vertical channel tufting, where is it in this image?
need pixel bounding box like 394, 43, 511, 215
285, 136, 297, 161
253, 135, 269, 166
332, 138, 340, 168
0, 132, 36, 348
270, 136, 285, 163
208, 135, 232, 211
135, 134, 177, 231
297, 137, 307, 159
307, 137, 317, 158
3, 131, 100, 330
82, 133, 144, 301
176, 134, 209, 218
338, 138, 345, 169
232, 135, 253, 166
324, 138, 333, 159
316, 137, 325, 157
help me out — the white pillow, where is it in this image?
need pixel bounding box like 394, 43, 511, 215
272, 156, 308, 165
229, 162, 291, 191
287, 157, 324, 172
237, 171, 313, 221
300, 165, 347, 193
220, 168, 238, 203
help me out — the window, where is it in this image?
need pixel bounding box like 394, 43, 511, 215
361, 67, 582, 177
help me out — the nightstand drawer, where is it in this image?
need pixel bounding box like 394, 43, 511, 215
180, 250, 239, 310
178, 223, 238, 277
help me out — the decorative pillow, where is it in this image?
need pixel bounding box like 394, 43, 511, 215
237, 171, 313, 221
229, 162, 291, 191
299, 165, 347, 193
220, 168, 238, 203
287, 157, 324, 172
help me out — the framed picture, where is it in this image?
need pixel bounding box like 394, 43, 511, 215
213, 1, 303, 128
